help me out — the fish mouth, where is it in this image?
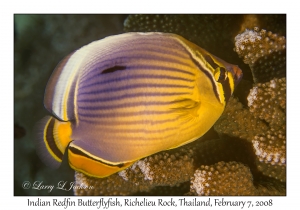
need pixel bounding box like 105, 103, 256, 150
231, 65, 243, 87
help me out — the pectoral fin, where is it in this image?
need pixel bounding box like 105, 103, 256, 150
170, 98, 201, 121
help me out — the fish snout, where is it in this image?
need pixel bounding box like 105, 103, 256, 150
231, 65, 243, 87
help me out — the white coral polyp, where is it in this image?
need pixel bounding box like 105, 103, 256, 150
247, 87, 258, 107
252, 140, 285, 165
118, 170, 129, 181
235, 29, 261, 48
269, 80, 276, 88
137, 160, 153, 181
191, 170, 207, 195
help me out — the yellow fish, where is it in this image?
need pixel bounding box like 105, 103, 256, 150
34, 32, 243, 178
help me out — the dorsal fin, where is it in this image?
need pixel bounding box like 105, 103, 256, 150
44, 51, 80, 121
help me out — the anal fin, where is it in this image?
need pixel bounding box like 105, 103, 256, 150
68, 141, 134, 178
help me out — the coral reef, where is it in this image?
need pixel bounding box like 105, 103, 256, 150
214, 27, 286, 184
234, 27, 286, 83
215, 32, 286, 182
214, 98, 286, 183
74, 135, 285, 195
14, 14, 286, 196
190, 161, 285, 196
74, 145, 195, 195
214, 97, 269, 141
248, 78, 286, 129
190, 161, 256, 196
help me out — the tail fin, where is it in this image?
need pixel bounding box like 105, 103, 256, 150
34, 116, 72, 169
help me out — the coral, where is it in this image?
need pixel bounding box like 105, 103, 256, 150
214, 95, 286, 182
249, 79, 286, 182
74, 135, 285, 195
190, 161, 285, 196
215, 79, 287, 170
215, 28, 286, 183
234, 27, 286, 83
253, 128, 286, 166
238, 15, 286, 37
190, 161, 256, 196
74, 146, 195, 195
248, 78, 286, 128
214, 97, 269, 141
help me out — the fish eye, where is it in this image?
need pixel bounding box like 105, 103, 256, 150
214, 67, 227, 83
202, 54, 227, 82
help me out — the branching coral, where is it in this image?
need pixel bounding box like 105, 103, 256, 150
190, 161, 256, 196
248, 78, 286, 129
215, 103, 286, 183
190, 161, 285, 196
74, 135, 285, 195
214, 97, 269, 141
74, 146, 195, 195
234, 27, 286, 83
215, 28, 286, 183
249, 78, 286, 182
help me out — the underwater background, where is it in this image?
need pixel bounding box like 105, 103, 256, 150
14, 14, 286, 195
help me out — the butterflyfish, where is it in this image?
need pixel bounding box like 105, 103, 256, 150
34, 32, 243, 178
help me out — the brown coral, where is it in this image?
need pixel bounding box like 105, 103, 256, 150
74, 146, 195, 195
190, 161, 256, 196
214, 95, 286, 182
215, 27, 286, 183
247, 78, 286, 128
234, 27, 286, 83
214, 97, 269, 141
74, 134, 285, 195
190, 161, 285, 196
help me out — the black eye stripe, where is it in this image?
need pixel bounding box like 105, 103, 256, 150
204, 55, 219, 69
218, 67, 226, 82
203, 55, 227, 83
222, 78, 232, 103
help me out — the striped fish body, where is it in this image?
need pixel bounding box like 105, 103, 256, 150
35, 32, 243, 178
